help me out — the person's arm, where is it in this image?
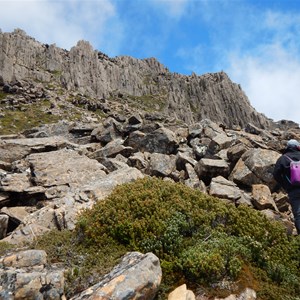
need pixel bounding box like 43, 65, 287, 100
273, 157, 285, 187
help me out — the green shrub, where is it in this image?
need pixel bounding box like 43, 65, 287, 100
0, 100, 61, 134
180, 232, 250, 283
77, 177, 230, 254
76, 177, 300, 298
127, 94, 166, 112
30, 177, 300, 299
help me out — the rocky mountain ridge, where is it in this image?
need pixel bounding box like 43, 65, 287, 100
0, 28, 300, 300
0, 28, 275, 129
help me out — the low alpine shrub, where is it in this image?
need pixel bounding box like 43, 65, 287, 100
32, 177, 300, 299
76, 177, 300, 298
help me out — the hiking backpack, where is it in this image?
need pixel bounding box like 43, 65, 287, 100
284, 155, 300, 186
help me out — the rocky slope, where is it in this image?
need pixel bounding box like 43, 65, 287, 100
0, 28, 273, 129
0, 108, 299, 299
1, 28, 300, 300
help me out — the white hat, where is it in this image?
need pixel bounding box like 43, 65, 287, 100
287, 139, 300, 148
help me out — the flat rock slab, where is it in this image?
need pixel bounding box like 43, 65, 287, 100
0, 173, 31, 193
83, 166, 144, 201
0, 136, 70, 163
27, 149, 107, 187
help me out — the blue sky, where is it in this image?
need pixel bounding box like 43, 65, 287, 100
1, 0, 300, 125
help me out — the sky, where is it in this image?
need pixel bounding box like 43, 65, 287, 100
0, 0, 300, 124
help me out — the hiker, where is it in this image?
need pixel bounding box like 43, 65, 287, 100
273, 139, 300, 235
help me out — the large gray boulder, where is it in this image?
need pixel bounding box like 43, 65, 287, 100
89, 138, 133, 160
227, 142, 249, 165
82, 166, 144, 201
251, 184, 278, 211
90, 117, 122, 144
71, 252, 162, 300
0, 173, 31, 193
146, 153, 177, 177
195, 158, 230, 183
209, 176, 243, 203
125, 127, 179, 154
208, 132, 234, 154
1, 249, 47, 268
3, 165, 144, 244
229, 149, 280, 190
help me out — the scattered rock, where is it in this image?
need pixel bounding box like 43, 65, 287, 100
70, 252, 162, 300
168, 284, 195, 300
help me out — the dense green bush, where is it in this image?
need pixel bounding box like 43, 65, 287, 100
77, 177, 230, 251
34, 177, 300, 299
180, 232, 250, 282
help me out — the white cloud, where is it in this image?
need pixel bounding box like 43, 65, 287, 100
228, 44, 300, 125
174, 5, 300, 125
150, 0, 189, 18
0, 0, 121, 53
225, 9, 300, 125
177, 39, 300, 125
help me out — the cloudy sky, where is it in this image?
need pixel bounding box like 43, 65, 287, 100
1, 0, 300, 124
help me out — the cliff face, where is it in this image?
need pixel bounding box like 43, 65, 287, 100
0, 28, 272, 128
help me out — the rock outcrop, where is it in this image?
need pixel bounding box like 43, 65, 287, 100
0, 29, 273, 128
